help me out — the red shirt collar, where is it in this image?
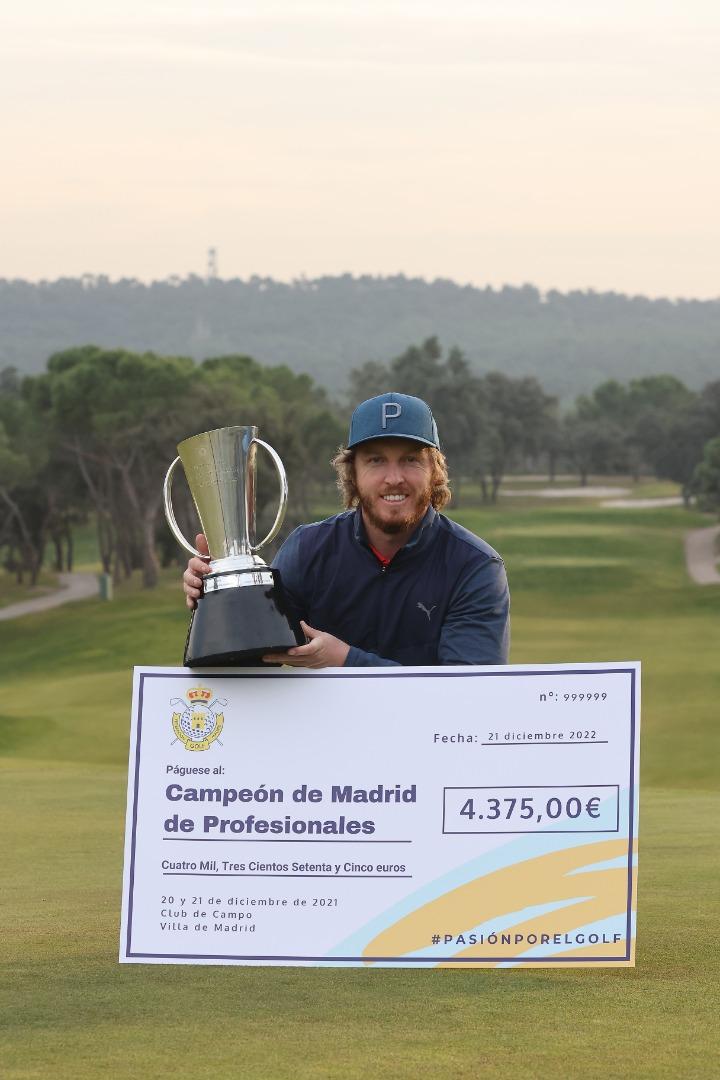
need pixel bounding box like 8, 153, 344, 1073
368, 543, 392, 567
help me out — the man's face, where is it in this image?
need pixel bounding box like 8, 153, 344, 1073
353, 438, 434, 536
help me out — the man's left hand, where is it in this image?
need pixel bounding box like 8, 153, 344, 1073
263, 621, 350, 668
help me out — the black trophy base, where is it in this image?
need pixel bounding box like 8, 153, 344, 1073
184, 569, 305, 667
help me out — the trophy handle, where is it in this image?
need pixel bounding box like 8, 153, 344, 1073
251, 438, 288, 552
163, 456, 206, 559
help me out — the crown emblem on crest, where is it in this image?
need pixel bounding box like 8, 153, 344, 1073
187, 685, 213, 702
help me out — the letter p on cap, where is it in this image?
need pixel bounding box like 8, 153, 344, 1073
382, 402, 402, 428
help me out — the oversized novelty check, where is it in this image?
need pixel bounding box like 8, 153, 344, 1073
120, 663, 640, 968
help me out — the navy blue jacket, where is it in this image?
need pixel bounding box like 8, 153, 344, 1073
272, 507, 509, 666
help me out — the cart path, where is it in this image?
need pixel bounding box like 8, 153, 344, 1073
0, 572, 98, 621
685, 525, 720, 585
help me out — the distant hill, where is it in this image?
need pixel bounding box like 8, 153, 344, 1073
1, 274, 718, 399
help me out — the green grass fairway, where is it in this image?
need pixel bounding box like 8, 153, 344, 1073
1, 495, 719, 1079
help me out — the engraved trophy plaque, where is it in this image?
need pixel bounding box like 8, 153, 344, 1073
164, 426, 304, 666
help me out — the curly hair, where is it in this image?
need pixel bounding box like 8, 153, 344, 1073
331, 445, 451, 511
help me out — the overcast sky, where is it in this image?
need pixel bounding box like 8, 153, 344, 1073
2, 0, 719, 297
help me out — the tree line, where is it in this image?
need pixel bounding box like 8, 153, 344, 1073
0, 348, 342, 588
350, 337, 720, 507
1, 339, 718, 589
3, 274, 720, 400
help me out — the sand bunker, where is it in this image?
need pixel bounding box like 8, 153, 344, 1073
502, 486, 630, 499
601, 497, 683, 508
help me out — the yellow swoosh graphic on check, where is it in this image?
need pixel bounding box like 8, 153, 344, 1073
363, 838, 637, 965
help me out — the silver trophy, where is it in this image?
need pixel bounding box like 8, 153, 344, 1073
164, 426, 304, 666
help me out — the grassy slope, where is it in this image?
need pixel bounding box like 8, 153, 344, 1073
1, 496, 718, 1079
0, 569, 61, 609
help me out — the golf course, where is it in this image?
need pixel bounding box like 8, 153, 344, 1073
2, 482, 718, 1079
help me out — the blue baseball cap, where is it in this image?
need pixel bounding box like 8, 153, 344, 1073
347, 392, 440, 450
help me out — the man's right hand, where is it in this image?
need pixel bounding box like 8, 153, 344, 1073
182, 533, 211, 609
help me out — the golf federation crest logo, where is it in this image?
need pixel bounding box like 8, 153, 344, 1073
171, 685, 226, 752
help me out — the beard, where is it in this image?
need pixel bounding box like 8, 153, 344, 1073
359, 486, 433, 536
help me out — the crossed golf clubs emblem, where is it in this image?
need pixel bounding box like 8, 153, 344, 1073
170, 693, 227, 748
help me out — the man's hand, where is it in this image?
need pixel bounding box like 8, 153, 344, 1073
182, 533, 211, 609
263, 621, 350, 669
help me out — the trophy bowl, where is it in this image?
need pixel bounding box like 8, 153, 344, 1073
164, 426, 305, 666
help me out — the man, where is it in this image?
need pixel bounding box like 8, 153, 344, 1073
183, 392, 509, 668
